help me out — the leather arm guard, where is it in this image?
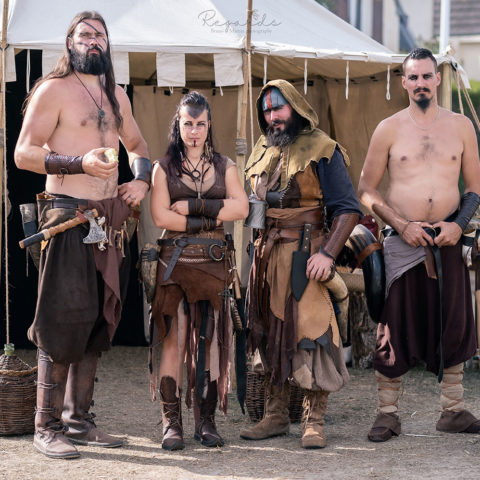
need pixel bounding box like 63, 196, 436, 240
131, 157, 152, 188
454, 192, 480, 232
45, 152, 84, 175
186, 215, 216, 234
321, 213, 360, 260
188, 198, 224, 218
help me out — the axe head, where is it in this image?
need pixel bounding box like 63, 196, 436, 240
83, 210, 107, 245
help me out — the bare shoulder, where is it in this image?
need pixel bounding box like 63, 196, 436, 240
445, 108, 474, 127
376, 109, 405, 133
115, 84, 130, 107
368, 110, 404, 148
28, 77, 69, 107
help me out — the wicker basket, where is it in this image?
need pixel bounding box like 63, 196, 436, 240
0, 347, 37, 436
245, 371, 305, 423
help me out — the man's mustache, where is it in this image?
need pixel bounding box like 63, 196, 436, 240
271, 120, 286, 126
414, 87, 430, 94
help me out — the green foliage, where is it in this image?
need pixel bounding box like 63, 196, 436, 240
452, 79, 480, 148
315, 0, 336, 10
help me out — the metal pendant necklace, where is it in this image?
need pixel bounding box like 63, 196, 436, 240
182, 153, 211, 198
73, 71, 105, 123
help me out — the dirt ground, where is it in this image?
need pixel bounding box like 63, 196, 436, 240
1, 346, 480, 480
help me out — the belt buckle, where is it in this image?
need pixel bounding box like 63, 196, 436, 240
173, 238, 188, 248
208, 243, 225, 262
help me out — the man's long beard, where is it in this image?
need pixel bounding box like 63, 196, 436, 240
70, 45, 111, 76
265, 113, 304, 148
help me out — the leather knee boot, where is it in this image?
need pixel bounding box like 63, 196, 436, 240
194, 376, 224, 447
62, 351, 122, 447
301, 390, 328, 449
160, 376, 184, 450
240, 376, 290, 440
34, 350, 79, 459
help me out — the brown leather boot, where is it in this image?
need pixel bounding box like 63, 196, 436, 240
160, 376, 184, 451
301, 390, 328, 449
33, 350, 79, 459
194, 378, 224, 447
240, 379, 290, 440
62, 351, 123, 448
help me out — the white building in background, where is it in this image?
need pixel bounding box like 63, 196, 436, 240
328, 0, 480, 81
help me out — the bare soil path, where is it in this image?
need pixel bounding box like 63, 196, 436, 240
1, 347, 480, 480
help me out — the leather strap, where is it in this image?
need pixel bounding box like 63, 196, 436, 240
357, 242, 383, 265
159, 237, 226, 281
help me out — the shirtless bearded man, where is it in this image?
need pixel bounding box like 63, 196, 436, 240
358, 48, 480, 441
14, 11, 150, 458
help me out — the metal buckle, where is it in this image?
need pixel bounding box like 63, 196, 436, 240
173, 238, 188, 248
208, 243, 225, 262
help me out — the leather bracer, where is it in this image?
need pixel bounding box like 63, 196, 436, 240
188, 198, 224, 218
321, 213, 359, 260
454, 192, 480, 232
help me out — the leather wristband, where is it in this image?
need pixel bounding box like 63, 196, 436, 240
187, 198, 224, 218
131, 157, 152, 188
186, 215, 216, 234
454, 192, 480, 232
45, 152, 84, 175
321, 213, 359, 260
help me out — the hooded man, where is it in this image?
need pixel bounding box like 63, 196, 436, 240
240, 79, 361, 448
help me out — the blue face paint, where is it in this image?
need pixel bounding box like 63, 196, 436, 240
262, 87, 288, 111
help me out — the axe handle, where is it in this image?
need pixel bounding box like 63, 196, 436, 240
19, 208, 98, 249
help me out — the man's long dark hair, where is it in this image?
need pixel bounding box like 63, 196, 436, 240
166, 91, 217, 178
23, 11, 122, 130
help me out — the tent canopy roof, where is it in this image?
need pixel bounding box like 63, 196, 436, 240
2, 0, 410, 83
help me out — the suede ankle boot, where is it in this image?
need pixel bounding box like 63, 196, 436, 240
301, 390, 328, 449
240, 378, 290, 440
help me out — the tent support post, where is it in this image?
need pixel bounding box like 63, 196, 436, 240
439, 62, 452, 111
234, 0, 253, 285
0, 0, 10, 289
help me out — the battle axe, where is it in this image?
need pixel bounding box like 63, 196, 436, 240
19, 209, 106, 249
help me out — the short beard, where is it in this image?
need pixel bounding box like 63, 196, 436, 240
265, 112, 305, 148
414, 95, 431, 112
70, 45, 111, 76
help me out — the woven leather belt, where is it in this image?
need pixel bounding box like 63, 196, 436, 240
158, 237, 227, 281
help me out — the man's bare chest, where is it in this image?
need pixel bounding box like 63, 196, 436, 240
389, 132, 463, 169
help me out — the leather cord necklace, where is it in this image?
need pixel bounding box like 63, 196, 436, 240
73, 71, 105, 122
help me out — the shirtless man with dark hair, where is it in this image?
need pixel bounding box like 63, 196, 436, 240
15, 11, 150, 459
358, 48, 480, 442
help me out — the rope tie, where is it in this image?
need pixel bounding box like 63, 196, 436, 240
386, 65, 391, 101
304, 58, 308, 95
263, 55, 267, 85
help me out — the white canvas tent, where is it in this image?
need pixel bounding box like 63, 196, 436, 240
0, 0, 463, 342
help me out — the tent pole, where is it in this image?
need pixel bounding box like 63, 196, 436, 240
234, 0, 253, 285
438, 62, 452, 111
1, 0, 10, 303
